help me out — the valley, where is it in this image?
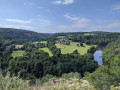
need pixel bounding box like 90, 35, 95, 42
0, 28, 120, 90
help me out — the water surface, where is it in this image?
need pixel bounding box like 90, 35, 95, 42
94, 49, 103, 66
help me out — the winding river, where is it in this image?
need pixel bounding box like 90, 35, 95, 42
94, 49, 103, 66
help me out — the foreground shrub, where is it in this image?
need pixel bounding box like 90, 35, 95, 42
0, 71, 29, 90
62, 72, 81, 80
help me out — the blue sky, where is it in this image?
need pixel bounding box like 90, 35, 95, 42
0, 0, 120, 33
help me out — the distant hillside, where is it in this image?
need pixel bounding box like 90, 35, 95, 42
53, 31, 110, 37
0, 28, 51, 41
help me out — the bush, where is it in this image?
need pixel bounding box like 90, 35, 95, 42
0, 71, 29, 90
62, 72, 81, 80
40, 74, 56, 85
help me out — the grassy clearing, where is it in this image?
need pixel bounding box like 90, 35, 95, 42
15, 45, 23, 49
39, 48, 53, 56
12, 50, 25, 58
55, 41, 94, 55
57, 36, 65, 38
84, 33, 95, 36
33, 41, 47, 45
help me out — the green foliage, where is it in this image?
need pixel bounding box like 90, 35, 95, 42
40, 74, 56, 85
85, 39, 120, 90
62, 72, 81, 79
0, 28, 51, 42
71, 33, 120, 47
73, 49, 79, 54
0, 71, 29, 90
87, 46, 96, 54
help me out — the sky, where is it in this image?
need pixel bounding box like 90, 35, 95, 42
0, 0, 120, 33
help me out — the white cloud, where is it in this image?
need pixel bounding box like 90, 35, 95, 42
57, 13, 120, 32
53, 0, 74, 5
57, 13, 90, 31
23, 2, 34, 6
37, 7, 42, 9
90, 21, 120, 31
64, 13, 90, 24
38, 19, 51, 24
5, 19, 33, 24
23, 3, 26, 6
54, 1, 62, 4
112, 3, 120, 10
29, 3, 34, 6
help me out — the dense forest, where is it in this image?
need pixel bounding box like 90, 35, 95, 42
0, 28, 120, 90
0, 28, 50, 42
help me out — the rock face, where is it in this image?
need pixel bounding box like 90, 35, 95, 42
39, 78, 96, 90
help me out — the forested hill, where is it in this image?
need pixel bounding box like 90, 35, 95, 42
0, 28, 51, 41
103, 39, 120, 64
85, 39, 120, 90
53, 31, 110, 37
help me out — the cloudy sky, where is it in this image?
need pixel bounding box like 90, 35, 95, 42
0, 0, 120, 33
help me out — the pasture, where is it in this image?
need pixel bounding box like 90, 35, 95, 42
12, 50, 25, 58
57, 36, 65, 38
84, 33, 95, 36
33, 41, 47, 45
55, 41, 94, 55
39, 48, 53, 56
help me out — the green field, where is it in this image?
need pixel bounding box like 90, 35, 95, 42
57, 36, 65, 38
33, 41, 47, 45
12, 50, 25, 58
39, 48, 53, 56
55, 41, 94, 55
84, 33, 95, 36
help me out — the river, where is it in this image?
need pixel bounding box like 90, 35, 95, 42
94, 49, 103, 66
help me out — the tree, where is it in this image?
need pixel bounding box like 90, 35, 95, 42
73, 49, 79, 54
80, 43, 83, 47
87, 46, 96, 54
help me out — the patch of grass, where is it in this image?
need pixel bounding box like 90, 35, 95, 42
39, 48, 53, 56
57, 36, 65, 38
56, 41, 95, 55
15, 45, 23, 49
33, 41, 47, 45
12, 50, 25, 58
84, 33, 95, 36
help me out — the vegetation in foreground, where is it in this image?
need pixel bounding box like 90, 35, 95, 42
0, 71, 96, 90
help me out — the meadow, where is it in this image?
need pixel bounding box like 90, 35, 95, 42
33, 41, 47, 45
11, 50, 25, 58
33, 41, 53, 56
55, 41, 94, 55
84, 33, 95, 36
39, 47, 53, 56
57, 36, 66, 38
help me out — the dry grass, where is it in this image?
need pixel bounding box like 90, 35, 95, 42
38, 78, 96, 90
0, 71, 96, 90
15, 45, 23, 49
